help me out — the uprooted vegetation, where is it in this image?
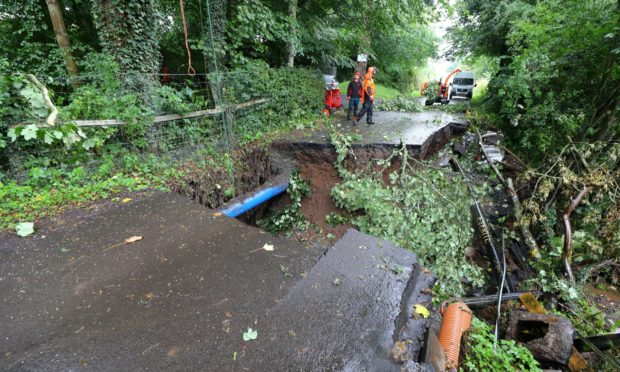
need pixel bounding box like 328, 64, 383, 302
251, 116, 618, 369
328, 129, 485, 299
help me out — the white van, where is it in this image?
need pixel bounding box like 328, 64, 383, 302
450, 71, 476, 100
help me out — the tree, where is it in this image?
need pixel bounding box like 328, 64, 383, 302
447, 0, 536, 64
450, 0, 619, 158
44, 0, 80, 86
372, 24, 438, 91
286, 0, 298, 67
91, 0, 162, 73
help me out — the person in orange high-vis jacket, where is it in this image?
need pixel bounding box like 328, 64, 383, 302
354, 66, 376, 125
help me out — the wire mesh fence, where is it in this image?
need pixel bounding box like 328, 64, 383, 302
1, 67, 323, 183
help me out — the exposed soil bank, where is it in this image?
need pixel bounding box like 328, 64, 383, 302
171, 144, 286, 209
270, 121, 460, 240
169, 109, 465, 237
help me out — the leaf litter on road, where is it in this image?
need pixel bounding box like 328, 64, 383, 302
243, 327, 258, 341
103, 235, 144, 252
249, 243, 275, 253
15, 222, 35, 237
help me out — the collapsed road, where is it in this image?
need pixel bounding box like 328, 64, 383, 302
0, 109, 464, 371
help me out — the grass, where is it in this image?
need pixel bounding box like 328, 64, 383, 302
374, 84, 401, 100
374, 84, 422, 99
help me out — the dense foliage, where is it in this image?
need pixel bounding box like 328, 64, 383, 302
451, 0, 620, 342
329, 130, 485, 298
462, 317, 541, 372
0, 52, 323, 231
0, 0, 439, 90
91, 0, 162, 74
450, 0, 618, 160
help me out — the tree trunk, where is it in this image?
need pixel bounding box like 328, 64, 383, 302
286, 0, 297, 67
45, 0, 80, 88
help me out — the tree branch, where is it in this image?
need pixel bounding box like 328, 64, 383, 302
507, 178, 541, 259
563, 186, 591, 282
26, 74, 58, 126
476, 129, 542, 260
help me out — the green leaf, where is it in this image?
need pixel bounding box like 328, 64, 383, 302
8, 127, 18, 142
568, 287, 579, 300
43, 132, 54, 145
15, 222, 35, 237
21, 124, 39, 141
82, 137, 97, 150
19, 86, 47, 117
242, 327, 258, 341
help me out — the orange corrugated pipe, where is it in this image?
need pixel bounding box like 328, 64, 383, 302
438, 302, 473, 369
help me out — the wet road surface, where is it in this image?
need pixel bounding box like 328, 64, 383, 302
1, 193, 429, 371
280, 110, 466, 153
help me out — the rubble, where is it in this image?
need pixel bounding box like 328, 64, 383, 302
506, 311, 575, 365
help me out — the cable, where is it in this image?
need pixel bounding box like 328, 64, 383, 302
452, 158, 504, 279
495, 229, 507, 352
179, 0, 196, 75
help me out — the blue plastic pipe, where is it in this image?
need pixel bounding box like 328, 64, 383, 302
219, 183, 289, 218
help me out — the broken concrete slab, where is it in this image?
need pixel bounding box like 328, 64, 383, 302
275, 110, 467, 159
506, 311, 575, 365
243, 228, 433, 371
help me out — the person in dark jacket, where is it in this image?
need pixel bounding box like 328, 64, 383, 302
346, 72, 363, 120
354, 66, 376, 126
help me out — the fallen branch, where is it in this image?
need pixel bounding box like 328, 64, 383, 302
26, 74, 58, 126
74, 98, 270, 127
499, 144, 528, 169
507, 178, 541, 259
581, 259, 620, 283
476, 129, 541, 259
563, 186, 591, 282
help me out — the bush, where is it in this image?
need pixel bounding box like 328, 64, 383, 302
375, 96, 423, 112
462, 317, 541, 372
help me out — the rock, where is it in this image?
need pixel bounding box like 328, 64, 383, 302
450, 122, 469, 134
506, 311, 575, 365
432, 155, 451, 168
482, 144, 504, 162
390, 340, 410, 363
423, 331, 446, 372
481, 131, 501, 145
452, 142, 467, 157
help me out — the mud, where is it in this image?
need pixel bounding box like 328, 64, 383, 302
294, 148, 351, 239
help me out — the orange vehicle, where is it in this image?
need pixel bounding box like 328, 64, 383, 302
422, 68, 462, 105
420, 81, 428, 96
